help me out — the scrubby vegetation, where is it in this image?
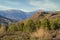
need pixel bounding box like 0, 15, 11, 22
0, 12, 60, 40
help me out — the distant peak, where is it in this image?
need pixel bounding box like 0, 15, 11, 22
6, 9, 20, 11
2, 9, 25, 12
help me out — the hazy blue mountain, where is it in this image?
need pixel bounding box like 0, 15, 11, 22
0, 9, 38, 21
0, 10, 28, 21
26, 12, 36, 18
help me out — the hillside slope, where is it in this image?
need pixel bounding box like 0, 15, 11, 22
0, 11, 60, 40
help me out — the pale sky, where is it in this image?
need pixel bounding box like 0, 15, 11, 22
0, 0, 60, 12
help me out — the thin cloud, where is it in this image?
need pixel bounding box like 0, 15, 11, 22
29, 0, 59, 11
0, 5, 19, 10
0, 5, 29, 12
0, 0, 60, 12
0, 5, 11, 10
5, 1, 21, 6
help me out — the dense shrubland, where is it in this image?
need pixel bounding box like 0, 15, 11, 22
6, 18, 60, 32
0, 11, 60, 40
0, 17, 60, 40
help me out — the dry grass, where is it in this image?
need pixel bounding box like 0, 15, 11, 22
0, 28, 60, 40
0, 26, 6, 34
31, 28, 52, 40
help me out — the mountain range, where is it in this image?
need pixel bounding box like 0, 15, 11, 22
0, 9, 60, 23
0, 9, 35, 21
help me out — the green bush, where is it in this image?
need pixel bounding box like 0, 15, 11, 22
50, 18, 60, 30
25, 19, 36, 32
34, 19, 41, 30
17, 22, 24, 31
42, 18, 50, 30
8, 23, 17, 32
54, 18, 60, 30
50, 20, 56, 30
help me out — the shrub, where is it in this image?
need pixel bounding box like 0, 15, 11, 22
8, 23, 17, 32
34, 19, 41, 30
25, 19, 36, 32
17, 22, 24, 31
42, 18, 50, 30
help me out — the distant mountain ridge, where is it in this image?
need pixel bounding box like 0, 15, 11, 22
0, 9, 44, 21
0, 15, 17, 26
0, 9, 60, 22
0, 10, 28, 21
0, 9, 36, 26
0, 15, 17, 22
